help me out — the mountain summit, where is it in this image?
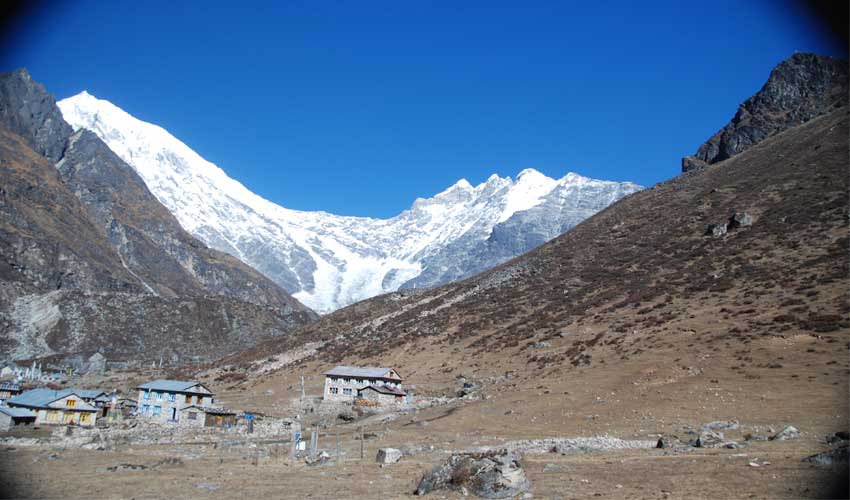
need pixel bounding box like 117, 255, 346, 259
58, 93, 642, 313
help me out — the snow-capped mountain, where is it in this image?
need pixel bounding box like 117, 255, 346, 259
58, 91, 642, 313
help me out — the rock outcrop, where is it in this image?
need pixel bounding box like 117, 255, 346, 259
682, 53, 848, 172
0, 69, 316, 362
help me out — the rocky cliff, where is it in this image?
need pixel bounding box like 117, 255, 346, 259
0, 69, 316, 363
682, 53, 848, 172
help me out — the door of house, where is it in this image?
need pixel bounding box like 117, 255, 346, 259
171, 407, 177, 421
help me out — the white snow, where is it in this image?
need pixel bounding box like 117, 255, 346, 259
58, 91, 641, 313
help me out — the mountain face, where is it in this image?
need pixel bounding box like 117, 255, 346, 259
0, 69, 316, 362
682, 53, 848, 172
58, 94, 642, 313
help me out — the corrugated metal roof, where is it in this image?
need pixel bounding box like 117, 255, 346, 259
72, 389, 107, 400
0, 406, 36, 418
6, 389, 97, 411
324, 366, 401, 379
136, 380, 209, 393
359, 384, 406, 396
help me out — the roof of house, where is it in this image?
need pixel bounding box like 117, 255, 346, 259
6, 389, 98, 411
180, 405, 235, 415
358, 384, 407, 397
324, 366, 402, 380
0, 406, 36, 418
136, 380, 210, 393
72, 389, 107, 400
0, 382, 21, 391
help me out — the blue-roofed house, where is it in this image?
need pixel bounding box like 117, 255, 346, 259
323, 366, 403, 402
135, 380, 214, 423
6, 388, 98, 426
0, 406, 36, 431
0, 406, 37, 431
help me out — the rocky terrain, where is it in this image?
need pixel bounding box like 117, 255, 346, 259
0, 69, 316, 363
59, 92, 641, 312
682, 53, 848, 171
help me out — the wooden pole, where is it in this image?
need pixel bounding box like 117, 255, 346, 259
359, 426, 364, 459
336, 429, 340, 465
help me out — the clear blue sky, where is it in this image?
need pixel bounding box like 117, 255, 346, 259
1, 1, 845, 217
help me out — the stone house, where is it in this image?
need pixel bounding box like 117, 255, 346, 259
356, 384, 407, 406
6, 388, 98, 426
178, 405, 237, 428
0, 406, 36, 431
0, 382, 22, 403
135, 380, 214, 423
323, 366, 404, 402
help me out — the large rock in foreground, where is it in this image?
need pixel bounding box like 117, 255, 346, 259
415, 449, 530, 498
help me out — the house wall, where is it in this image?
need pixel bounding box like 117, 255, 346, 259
0, 413, 11, 431
177, 408, 206, 428
136, 388, 213, 423
358, 389, 401, 406
323, 376, 403, 402
204, 413, 236, 428
40, 394, 97, 427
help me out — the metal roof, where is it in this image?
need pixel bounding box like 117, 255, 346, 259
0, 406, 36, 418
0, 382, 21, 391
359, 384, 406, 396
72, 389, 107, 400
180, 405, 235, 415
324, 366, 402, 380
136, 380, 210, 393
6, 389, 97, 411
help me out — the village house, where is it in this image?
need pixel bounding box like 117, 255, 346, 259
178, 405, 237, 428
0, 382, 22, 403
0, 406, 36, 431
6, 388, 98, 427
356, 384, 407, 406
135, 380, 214, 423
323, 366, 404, 402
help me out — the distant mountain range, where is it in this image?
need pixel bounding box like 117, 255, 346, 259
58, 93, 642, 313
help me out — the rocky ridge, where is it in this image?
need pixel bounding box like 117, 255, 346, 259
0, 69, 316, 362
682, 53, 848, 172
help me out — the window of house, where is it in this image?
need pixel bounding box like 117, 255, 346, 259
186, 395, 193, 404
66, 399, 76, 407
153, 406, 161, 416
156, 392, 163, 401
188, 412, 197, 420
168, 393, 176, 402
330, 387, 339, 394
80, 413, 91, 423
144, 391, 151, 400
343, 388, 353, 395
358, 379, 364, 384
142, 404, 150, 414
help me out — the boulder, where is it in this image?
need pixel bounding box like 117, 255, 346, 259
656, 435, 685, 449
415, 450, 530, 499
825, 431, 849, 445
703, 420, 739, 431
770, 425, 800, 441
727, 212, 752, 229
696, 430, 724, 448
804, 443, 849, 465
705, 223, 727, 237
376, 448, 403, 464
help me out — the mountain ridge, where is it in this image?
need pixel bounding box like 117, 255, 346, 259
58, 92, 642, 312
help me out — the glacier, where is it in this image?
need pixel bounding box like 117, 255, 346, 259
58, 91, 642, 313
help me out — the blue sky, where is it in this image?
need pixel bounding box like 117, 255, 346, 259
2, 1, 845, 217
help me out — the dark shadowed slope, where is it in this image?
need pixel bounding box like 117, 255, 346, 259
0, 69, 317, 362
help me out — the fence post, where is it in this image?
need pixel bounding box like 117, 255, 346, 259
359, 426, 364, 459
